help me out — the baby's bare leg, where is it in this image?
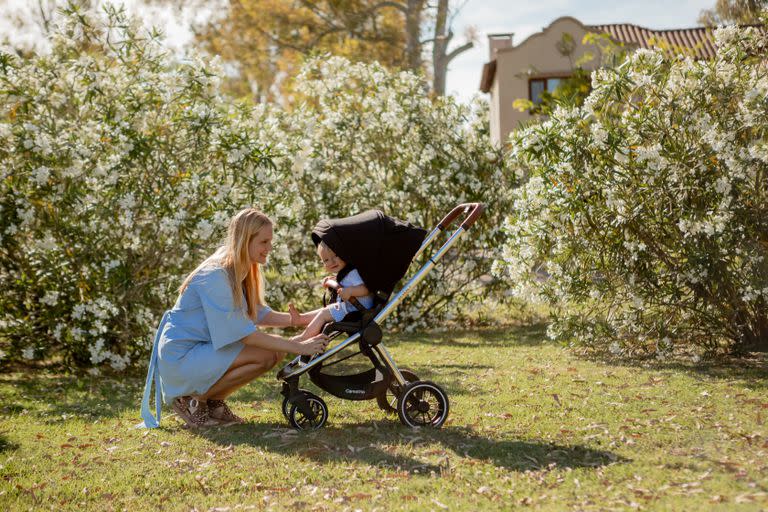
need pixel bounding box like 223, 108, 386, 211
301, 307, 334, 339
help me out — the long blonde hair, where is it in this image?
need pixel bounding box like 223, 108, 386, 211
179, 208, 272, 321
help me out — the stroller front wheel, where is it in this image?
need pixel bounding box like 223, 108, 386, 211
397, 381, 449, 429
288, 392, 329, 430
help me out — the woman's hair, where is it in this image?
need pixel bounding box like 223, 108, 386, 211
179, 208, 272, 321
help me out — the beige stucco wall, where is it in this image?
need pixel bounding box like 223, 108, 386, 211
489, 17, 602, 147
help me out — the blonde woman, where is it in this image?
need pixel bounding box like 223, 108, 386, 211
139, 208, 328, 429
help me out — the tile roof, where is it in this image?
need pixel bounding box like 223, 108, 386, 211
587, 24, 717, 60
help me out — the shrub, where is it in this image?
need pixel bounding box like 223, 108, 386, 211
495, 25, 768, 356
249, 56, 513, 330
0, 7, 513, 370
0, 5, 281, 369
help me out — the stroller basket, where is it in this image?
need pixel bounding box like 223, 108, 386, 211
277, 203, 485, 430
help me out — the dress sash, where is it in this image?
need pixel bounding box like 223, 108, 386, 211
136, 311, 170, 429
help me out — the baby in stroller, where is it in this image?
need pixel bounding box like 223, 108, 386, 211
298, 240, 375, 339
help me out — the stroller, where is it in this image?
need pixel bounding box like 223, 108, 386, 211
276, 203, 485, 430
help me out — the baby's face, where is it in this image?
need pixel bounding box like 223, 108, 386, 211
318, 244, 345, 273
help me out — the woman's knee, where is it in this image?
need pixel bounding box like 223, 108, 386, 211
271, 351, 287, 368
238, 346, 285, 369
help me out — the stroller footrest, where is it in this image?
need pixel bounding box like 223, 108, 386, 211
277, 356, 307, 380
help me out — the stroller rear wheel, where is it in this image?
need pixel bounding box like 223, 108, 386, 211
288, 392, 328, 430
397, 381, 449, 428
376, 368, 419, 414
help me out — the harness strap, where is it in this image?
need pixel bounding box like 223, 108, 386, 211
136, 311, 170, 429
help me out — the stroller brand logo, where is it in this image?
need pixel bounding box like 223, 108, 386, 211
345, 389, 365, 394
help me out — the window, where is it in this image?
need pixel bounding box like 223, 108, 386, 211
529, 77, 566, 105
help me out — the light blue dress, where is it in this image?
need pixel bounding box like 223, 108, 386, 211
138, 265, 271, 428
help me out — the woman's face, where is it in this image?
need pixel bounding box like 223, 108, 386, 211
248, 223, 273, 265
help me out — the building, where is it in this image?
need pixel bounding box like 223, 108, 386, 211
480, 16, 717, 146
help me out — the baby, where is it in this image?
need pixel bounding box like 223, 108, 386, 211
299, 241, 375, 339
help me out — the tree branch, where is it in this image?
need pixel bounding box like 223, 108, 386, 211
446, 40, 473, 63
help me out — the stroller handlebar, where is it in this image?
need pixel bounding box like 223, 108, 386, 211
437, 203, 486, 231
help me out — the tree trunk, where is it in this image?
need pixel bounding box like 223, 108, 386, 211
430, 0, 473, 96
432, 0, 449, 95
732, 304, 768, 353
404, 0, 425, 72
743, 309, 768, 352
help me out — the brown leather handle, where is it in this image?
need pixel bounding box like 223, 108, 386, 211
437, 203, 486, 230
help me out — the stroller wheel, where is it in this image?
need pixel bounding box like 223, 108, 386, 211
397, 381, 449, 429
288, 392, 328, 430
376, 368, 419, 414
281, 388, 311, 420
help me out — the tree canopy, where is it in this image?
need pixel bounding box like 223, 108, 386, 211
699, 0, 767, 25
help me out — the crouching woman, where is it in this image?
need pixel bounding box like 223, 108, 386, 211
139, 208, 327, 429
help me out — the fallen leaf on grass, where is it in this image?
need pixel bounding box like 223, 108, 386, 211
431, 498, 449, 509
735, 492, 768, 503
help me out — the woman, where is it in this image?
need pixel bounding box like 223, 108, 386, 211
139, 208, 327, 429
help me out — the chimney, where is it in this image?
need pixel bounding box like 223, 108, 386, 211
487, 33, 514, 60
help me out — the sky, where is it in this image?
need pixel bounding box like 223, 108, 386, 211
1, 0, 716, 104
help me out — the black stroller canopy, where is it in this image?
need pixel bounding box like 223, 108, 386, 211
311, 210, 427, 296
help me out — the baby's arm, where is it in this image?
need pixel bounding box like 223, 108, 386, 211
338, 284, 370, 302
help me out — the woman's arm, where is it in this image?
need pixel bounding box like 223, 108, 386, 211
241, 330, 327, 355
259, 305, 323, 328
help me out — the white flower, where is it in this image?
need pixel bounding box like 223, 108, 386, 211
22, 347, 35, 360
196, 219, 214, 239
714, 176, 731, 195
32, 166, 50, 185
118, 193, 136, 210
41, 291, 60, 306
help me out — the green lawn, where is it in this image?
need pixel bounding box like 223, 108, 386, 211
1, 326, 767, 511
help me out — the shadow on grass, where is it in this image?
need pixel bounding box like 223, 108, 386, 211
0, 373, 142, 422
583, 351, 768, 389
0, 433, 19, 453
391, 323, 550, 349
192, 421, 627, 474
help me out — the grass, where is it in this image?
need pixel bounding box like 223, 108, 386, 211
1, 325, 767, 511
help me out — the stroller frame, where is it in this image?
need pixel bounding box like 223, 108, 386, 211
277, 203, 485, 429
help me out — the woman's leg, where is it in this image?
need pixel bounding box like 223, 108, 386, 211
200, 346, 286, 400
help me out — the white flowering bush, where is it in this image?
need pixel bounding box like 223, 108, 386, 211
249, 56, 512, 330
496, 25, 768, 355
0, 5, 284, 369
0, 7, 513, 370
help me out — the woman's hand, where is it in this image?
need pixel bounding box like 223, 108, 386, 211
293, 334, 329, 355
338, 287, 352, 301
288, 303, 301, 327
